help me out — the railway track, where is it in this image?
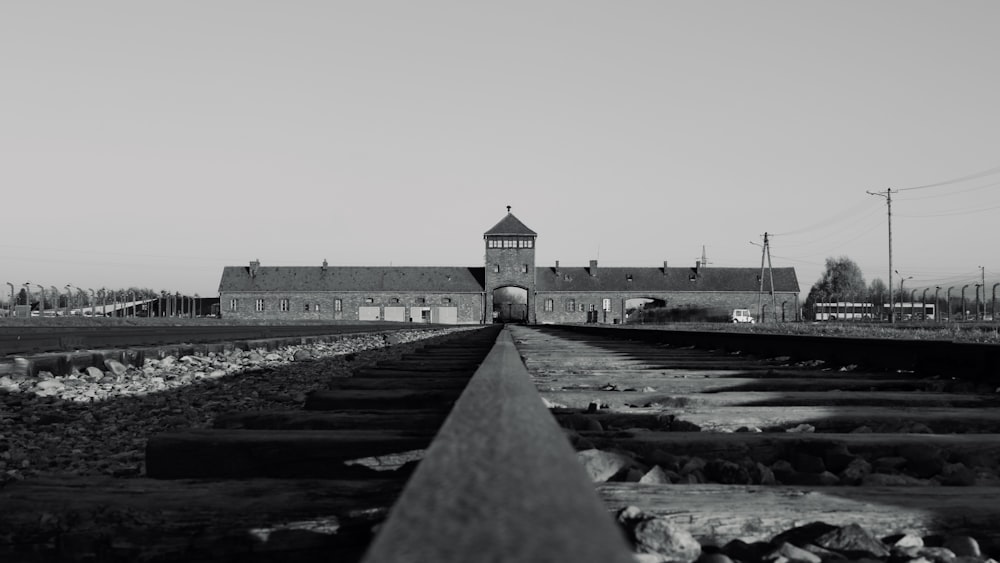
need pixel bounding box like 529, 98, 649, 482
516, 325, 1000, 559
3, 324, 1000, 561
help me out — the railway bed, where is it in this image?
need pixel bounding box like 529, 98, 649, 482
3, 324, 1000, 562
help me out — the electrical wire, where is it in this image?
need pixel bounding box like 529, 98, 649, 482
897, 201, 1000, 218
770, 198, 874, 237
898, 163, 1000, 191
896, 179, 1000, 201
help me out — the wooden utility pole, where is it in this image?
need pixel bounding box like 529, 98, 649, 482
867, 189, 895, 322
756, 233, 777, 322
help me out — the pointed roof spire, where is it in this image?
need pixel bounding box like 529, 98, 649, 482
484, 209, 537, 236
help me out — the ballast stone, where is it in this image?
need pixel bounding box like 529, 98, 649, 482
105, 359, 128, 376
577, 449, 634, 482
617, 506, 701, 563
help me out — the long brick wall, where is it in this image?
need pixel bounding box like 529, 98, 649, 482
535, 291, 800, 324
219, 291, 485, 324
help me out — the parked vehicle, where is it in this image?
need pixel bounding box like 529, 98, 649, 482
731, 309, 755, 324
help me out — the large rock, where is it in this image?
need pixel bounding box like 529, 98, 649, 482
577, 449, 633, 482
814, 523, 889, 558
35, 379, 66, 395
104, 359, 128, 376
639, 465, 672, 484
704, 459, 751, 484
293, 349, 312, 361
943, 536, 980, 558
84, 366, 104, 381
839, 458, 872, 485
763, 542, 822, 563
618, 506, 701, 563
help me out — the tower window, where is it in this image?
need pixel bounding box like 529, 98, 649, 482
521, 264, 528, 273
493, 264, 500, 273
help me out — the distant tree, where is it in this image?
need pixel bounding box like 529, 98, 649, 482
804, 256, 867, 318
869, 277, 887, 302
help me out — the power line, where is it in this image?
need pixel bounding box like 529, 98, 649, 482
898, 163, 1000, 192
896, 179, 1000, 201
897, 201, 1000, 218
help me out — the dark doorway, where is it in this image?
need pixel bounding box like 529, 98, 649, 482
493, 286, 528, 323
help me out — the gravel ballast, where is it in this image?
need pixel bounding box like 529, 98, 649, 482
0, 327, 476, 486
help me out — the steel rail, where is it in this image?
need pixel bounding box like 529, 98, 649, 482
362, 327, 634, 563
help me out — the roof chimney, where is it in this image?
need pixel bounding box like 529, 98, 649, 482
249, 259, 260, 278
554, 260, 560, 274
589, 259, 598, 277
663, 260, 668, 276
322, 259, 328, 272
695, 260, 701, 273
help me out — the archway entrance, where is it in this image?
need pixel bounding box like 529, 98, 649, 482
493, 286, 528, 323
625, 297, 666, 324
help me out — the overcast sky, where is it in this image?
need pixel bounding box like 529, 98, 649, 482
3, 1, 999, 298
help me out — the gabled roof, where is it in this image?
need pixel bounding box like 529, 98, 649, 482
219, 266, 487, 293
484, 212, 537, 237
536, 266, 800, 293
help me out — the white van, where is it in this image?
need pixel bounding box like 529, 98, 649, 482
731, 309, 755, 323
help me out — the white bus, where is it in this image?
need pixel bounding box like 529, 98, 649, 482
813, 302, 876, 321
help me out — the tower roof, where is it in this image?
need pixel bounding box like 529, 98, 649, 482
484, 211, 537, 237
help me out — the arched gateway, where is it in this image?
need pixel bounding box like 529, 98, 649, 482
484, 209, 537, 324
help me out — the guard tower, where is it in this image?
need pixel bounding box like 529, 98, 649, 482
484, 207, 537, 323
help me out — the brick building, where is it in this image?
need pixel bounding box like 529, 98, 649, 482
218, 210, 800, 323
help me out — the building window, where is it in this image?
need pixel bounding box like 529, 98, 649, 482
578, 303, 585, 312
279, 298, 289, 312
544, 298, 554, 312
602, 298, 611, 311
493, 264, 500, 273
442, 297, 452, 304
365, 297, 374, 304
566, 299, 575, 312
334, 299, 342, 312
255, 299, 265, 312
315, 303, 321, 312
416, 297, 426, 304
521, 264, 528, 273
230, 299, 238, 311
304, 304, 310, 312
589, 303, 596, 311
391, 297, 400, 304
